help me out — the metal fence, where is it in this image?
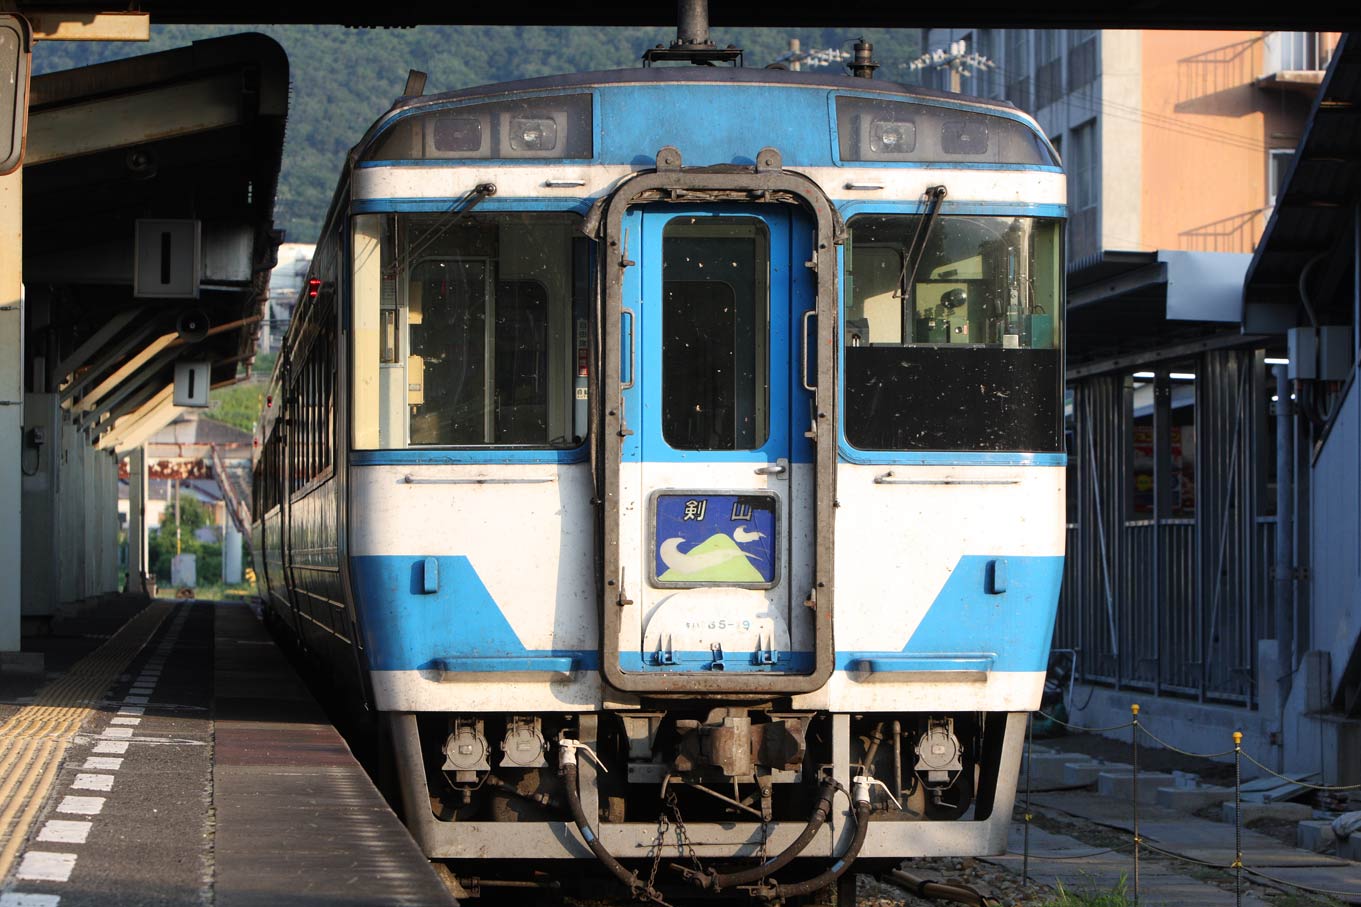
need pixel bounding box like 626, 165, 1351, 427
1056, 349, 1276, 706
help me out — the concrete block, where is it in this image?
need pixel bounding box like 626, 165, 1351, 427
1222, 800, 1313, 824
1063, 760, 1130, 786
1297, 820, 1337, 853
1098, 770, 1178, 804
1344, 835, 1361, 863
1169, 770, 1201, 789
0, 651, 45, 676
1156, 785, 1233, 813
1022, 752, 1086, 787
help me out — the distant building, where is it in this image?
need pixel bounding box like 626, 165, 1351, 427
259, 242, 315, 354
118, 412, 253, 586
920, 29, 1336, 261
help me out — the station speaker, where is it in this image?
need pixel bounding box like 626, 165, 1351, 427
176, 309, 211, 343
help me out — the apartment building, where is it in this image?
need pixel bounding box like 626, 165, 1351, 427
921, 29, 1334, 261
917, 28, 1353, 777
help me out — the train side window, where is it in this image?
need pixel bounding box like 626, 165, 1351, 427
842, 214, 1064, 452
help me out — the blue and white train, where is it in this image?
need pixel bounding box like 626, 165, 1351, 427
253, 17, 1066, 903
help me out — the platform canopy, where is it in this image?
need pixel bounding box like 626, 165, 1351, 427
1244, 33, 1361, 333
22, 34, 287, 456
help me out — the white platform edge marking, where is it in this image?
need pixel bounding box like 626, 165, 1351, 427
81, 757, 123, 771
0, 893, 63, 907
71, 774, 114, 792
15, 852, 77, 882
92, 741, 129, 755
37, 820, 93, 844
56, 796, 105, 815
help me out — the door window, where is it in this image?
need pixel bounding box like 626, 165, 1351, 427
661, 219, 770, 451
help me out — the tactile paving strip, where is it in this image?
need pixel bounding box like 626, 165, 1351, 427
0, 601, 173, 881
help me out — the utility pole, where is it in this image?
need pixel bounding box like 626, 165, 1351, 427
174, 477, 181, 556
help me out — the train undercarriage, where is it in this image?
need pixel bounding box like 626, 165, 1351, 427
387, 708, 1026, 903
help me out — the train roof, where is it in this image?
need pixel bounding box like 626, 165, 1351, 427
395, 65, 1018, 112
355, 65, 1029, 160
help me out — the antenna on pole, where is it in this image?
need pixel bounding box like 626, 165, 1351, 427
908, 39, 995, 93
771, 40, 851, 72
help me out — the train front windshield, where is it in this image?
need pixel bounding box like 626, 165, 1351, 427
351, 212, 588, 450
842, 214, 1064, 453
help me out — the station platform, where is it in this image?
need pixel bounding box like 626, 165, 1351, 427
0, 597, 457, 907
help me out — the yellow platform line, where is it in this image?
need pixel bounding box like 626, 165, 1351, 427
0, 601, 174, 882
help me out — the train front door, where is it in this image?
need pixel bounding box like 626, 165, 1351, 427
609, 204, 817, 679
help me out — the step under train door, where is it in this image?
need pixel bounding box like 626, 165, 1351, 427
595, 154, 840, 694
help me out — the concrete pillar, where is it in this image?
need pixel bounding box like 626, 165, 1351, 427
99, 450, 117, 594
0, 168, 21, 652
57, 415, 85, 604
21, 393, 59, 621
126, 447, 148, 593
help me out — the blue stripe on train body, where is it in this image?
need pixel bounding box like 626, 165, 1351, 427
350, 553, 1063, 676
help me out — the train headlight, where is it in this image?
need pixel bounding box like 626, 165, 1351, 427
509, 116, 558, 153
869, 118, 917, 155
365, 93, 593, 162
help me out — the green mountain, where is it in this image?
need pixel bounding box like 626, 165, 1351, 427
659, 532, 766, 583
31, 24, 922, 242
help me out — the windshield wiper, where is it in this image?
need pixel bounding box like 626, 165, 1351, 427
895, 184, 949, 323
386, 182, 498, 278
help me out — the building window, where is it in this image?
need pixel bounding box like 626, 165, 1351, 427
1269, 149, 1294, 206
1067, 32, 1098, 92
1070, 120, 1097, 211
1038, 30, 1062, 63
1036, 57, 1064, 109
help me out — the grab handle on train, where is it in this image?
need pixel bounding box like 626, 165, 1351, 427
801, 309, 816, 392
621, 307, 636, 390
